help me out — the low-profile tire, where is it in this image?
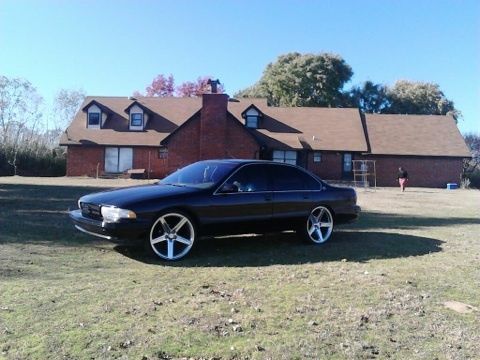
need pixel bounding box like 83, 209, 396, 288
149, 211, 196, 261
300, 205, 334, 244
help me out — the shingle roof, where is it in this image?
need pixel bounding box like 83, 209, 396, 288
60, 96, 469, 158
60, 96, 367, 151
229, 105, 367, 151
364, 114, 471, 157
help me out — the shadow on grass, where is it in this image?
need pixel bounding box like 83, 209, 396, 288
0, 183, 109, 245
352, 211, 480, 230
0, 183, 472, 266
114, 231, 444, 267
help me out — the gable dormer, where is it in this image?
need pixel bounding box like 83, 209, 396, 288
124, 101, 152, 131
82, 100, 110, 129
241, 104, 263, 129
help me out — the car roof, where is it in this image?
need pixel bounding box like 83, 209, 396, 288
199, 159, 284, 165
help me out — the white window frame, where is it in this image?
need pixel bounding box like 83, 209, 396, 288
130, 113, 143, 127
245, 108, 260, 129
272, 150, 297, 165
129, 104, 145, 131
88, 112, 101, 127
246, 115, 258, 128
313, 152, 322, 163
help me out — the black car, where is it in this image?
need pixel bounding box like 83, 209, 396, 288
70, 160, 360, 260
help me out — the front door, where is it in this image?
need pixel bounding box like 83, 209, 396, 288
206, 164, 272, 235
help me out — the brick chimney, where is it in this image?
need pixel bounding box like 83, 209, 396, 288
199, 93, 229, 159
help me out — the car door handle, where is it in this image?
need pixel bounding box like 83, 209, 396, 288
303, 194, 310, 199
264, 194, 273, 201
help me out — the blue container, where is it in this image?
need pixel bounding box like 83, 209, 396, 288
446, 183, 458, 190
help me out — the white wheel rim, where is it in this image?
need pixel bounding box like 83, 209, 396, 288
307, 206, 333, 244
150, 213, 195, 260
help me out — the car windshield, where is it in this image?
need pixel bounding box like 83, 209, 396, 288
159, 161, 237, 189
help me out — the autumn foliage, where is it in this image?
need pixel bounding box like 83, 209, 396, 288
134, 75, 224, 98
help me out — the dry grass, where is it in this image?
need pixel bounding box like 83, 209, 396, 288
0, 176, 479, 359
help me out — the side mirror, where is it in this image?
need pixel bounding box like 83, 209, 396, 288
219, 183, 239, 193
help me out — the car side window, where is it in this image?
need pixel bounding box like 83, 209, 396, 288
270, 165, 321, 191
222, 165, 269, 192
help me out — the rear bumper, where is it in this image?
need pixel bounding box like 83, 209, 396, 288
69, 209, 150, 241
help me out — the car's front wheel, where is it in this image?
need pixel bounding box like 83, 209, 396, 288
302, 205, 334, 244
149, 212, 196, 260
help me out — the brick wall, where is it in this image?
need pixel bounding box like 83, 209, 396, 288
133, 147, 169, 179
166, 115, 201, 173
164, 109, 259, 175
66, 146, 104, 177
306, 151, 344, 180
200, 94, 228, 159
360, 155, 464, 187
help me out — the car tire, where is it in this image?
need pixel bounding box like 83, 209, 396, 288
300, 205, 334, 244
149, 211, 196, 260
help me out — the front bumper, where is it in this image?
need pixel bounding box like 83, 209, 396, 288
69, 209, 150, 241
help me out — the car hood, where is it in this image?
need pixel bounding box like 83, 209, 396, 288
79, 184, 200, 208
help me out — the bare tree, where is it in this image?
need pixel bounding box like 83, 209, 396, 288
52, 88, 86, 130
0, 76, 43, 175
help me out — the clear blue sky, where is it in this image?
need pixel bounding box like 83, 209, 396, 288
1, 0, 478, 133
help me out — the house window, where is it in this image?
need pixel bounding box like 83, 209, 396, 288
272, 150, 297, 165
246, 115, 258, 129
313, 152, 322, 163
88, 112, 100, 126
158, 146, 168, 159
130, 113, 143, 127
105, 147, 133, 173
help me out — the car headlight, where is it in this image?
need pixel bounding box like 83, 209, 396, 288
101, 206, 137, 222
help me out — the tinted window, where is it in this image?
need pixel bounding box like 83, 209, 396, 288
271, 165, 320, 191
223, 164, 269, 192
160, 161, 237, 189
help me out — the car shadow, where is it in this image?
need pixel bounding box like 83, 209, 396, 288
351, 211, 480, 230
1, 183, 472, 267
114, 230, 444, 267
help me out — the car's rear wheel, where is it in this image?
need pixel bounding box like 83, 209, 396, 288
149, 212, 196, 260
302, 205, 334, 244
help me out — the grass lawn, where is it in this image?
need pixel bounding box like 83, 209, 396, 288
1, 176, 479, 359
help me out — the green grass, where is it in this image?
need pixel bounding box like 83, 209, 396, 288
0, 180, 479, 359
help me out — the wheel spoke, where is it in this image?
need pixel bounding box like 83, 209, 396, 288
316, 228, 324, 242
167, 240, 174, 259
317, 208, 324, 221
175, 235, 191, 246
159, 217, 171, 233
151, 234, 167, 244
320, 222, 332, 228
308, 214, 317, 225
308, 226, 316, 235
172, 217, 188, 233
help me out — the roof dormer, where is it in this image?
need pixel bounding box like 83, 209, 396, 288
82, 100, 110, 129
124, 101, 152, 131
241, 104, 263, 129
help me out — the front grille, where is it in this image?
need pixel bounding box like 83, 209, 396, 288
80, 202, 103, 220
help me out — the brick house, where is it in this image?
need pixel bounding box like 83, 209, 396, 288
60, 93, 470, 187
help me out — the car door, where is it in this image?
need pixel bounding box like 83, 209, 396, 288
204, 164, 273, 235
268, 164, 322, 230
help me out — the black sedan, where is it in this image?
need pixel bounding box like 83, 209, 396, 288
70, 160, 360, 260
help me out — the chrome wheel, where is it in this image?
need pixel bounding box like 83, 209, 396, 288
306, 206, 334, 244
149, 212, 195, 260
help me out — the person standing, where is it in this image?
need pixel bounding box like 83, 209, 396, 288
397, 167, 409, 192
